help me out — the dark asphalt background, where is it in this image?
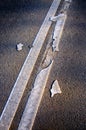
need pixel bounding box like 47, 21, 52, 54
0, 0, 86, 130
32, 0, 86, 130
0, 0, 52, 114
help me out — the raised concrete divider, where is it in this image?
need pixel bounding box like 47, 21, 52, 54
18, 61, 53, 130
18, 4, 69, 130
52, 13, 67, 51
17, 1, 71, 130
0, 0, 62, 130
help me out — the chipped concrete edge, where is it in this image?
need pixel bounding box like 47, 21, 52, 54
18, 61, 53, 130
52, 13, 67, 51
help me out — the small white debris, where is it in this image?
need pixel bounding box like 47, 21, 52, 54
65, 0, 72, 3
16, 43, 23, 51
60, 0, 72, 13
49, 13, 65, 22
63, 2, 71, 11
65, 3, 70, 10
49, 16, 58, 22
50, 80, 62, 97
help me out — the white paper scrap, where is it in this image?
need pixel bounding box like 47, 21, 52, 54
50, 80, 62, 97
65, 0, 72, 3
49, 16, 58, 22
16, 43, 23, 51
50, 13, 65, 22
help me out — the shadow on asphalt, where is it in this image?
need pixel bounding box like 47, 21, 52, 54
0, 0, 52, 12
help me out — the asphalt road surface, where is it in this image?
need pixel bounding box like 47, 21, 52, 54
0, 0, 86, 130
32, 0, 86, 130
0, 0, 52, 115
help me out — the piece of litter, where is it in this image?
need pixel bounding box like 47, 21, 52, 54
63, 2, 71, 11
65, 0, 72, 3
50, 80, 62, 97
49, 16, 58, 22
49, 13, 65, 22
16, 43, 23, 51
60, 0, 72, 13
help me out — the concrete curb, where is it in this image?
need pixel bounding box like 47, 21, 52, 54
18, 61, 53, 130
52, 13, 67, 51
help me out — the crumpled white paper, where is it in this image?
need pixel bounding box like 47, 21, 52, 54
16, 43, 23, 51
50, 80, 62, 97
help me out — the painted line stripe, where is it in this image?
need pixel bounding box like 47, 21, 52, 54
0, 0, 62, 130
18, 62, 53, 130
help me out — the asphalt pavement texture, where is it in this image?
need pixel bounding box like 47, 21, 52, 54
32, 0, 86, 130
0, 0, 52, 115
0, 0, 86, 130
